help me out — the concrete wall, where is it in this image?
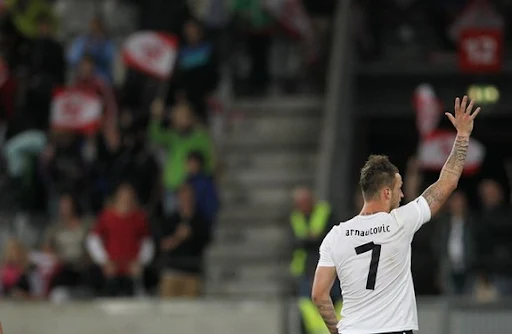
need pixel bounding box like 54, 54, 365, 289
0, 299, 283, 334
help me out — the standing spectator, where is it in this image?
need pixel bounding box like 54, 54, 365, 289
433, 191, 476, 295
149, 99, 214, 215
477, 179, 512, 296
43, 193, 89, 296
71, 55, 118, 128
41, 131, 87, 216
21, 13, 65, 132
29, 13, 65, 84
86, 183, 154, 297
186, 151, 219, 224
158, 184, 210, 298
68, 17, 115, 83
172, 18, 219, 122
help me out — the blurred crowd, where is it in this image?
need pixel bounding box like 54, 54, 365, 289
0, 0, 332, 301
404, 157, 512, 301
352, 0, 512, 62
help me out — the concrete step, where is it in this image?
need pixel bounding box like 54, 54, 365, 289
219, 205, 289, 224
207, 239, 289, 260
221, 187, 292, 208
213, 225, 290, 248
205, 280, 292, 297
224, 151, 318, 171
221, 170, 313, 188
206, 261, 290, 284
231, 96, 323, 116
227, 116, 321, 146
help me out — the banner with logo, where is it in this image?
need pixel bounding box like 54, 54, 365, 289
458, 29, 503, 73
50, 88, 103, 133
122, 31, 179, 79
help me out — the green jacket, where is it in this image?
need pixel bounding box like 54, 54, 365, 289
149, 120, 214, 190
6, 0, 58, 38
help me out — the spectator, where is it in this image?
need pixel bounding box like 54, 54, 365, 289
4, 0, 57, 38
68, 17, 115, 83
42, 193, 89, 296
158, 184, 210, 298
111, 115, 160, 213
172, 18, 219, 123
477, 179, 512, 296
433, 191, 476, 295
86, 183, 154, 297
71, 55, 118, 128
0, 238, 32, 298
148, 99, 214, 215
41, 131, 87, 216
29, 13, 65, 84
186, 151, 219, 224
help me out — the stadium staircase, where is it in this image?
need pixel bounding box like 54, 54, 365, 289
205, 97, 324, 298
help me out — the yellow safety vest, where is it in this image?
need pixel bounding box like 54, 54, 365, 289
290, 202, 331, 277
299, 298, 343, 334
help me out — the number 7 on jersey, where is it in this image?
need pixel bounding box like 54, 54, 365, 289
355, 242, 382, 290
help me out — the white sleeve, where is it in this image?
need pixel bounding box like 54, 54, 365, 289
86, 234, 109, 265
137, 237, 155, 266
317, 230, 335, 267
392, 196, 432, 236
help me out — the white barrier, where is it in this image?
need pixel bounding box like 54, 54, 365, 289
0, 299, 282, 334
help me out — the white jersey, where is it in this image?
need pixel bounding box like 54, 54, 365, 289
318, 197, 432, 334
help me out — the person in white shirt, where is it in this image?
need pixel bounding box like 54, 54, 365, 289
311, 96, 481, 334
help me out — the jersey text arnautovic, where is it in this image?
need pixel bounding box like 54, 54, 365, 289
345, 224, 391, 237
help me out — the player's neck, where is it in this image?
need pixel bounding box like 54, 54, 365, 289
360, 202, 390, 216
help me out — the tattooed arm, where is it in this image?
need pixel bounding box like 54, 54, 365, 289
421, 96, 481, 216
312, 266, 339, 334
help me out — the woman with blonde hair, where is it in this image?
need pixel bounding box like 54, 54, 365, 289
0, 238, 32, 298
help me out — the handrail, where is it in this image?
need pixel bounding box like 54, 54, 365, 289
315, 0, 354, 215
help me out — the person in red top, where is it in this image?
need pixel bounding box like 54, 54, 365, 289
86, 183, 154, 297
72, 55, 118, 128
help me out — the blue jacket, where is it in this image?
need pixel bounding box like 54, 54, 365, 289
187, 173, 220, 223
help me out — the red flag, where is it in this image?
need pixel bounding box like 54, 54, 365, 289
50, 88, 103, 134
418, 130, 485, 175
122, 31, 179, 79
413, 83, 443, 138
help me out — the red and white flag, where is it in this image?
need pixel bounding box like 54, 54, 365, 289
122, 31, 179, 79
50, 88, 103, 133
413, 83, 443, 138
264, 0, 314, 40
418, 130, 485, 175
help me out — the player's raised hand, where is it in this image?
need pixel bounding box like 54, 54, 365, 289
445, 95, 481, 136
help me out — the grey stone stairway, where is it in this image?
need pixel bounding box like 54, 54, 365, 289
205, 97, 324, 298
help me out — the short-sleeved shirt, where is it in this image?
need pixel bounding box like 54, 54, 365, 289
318, 197, 432, 334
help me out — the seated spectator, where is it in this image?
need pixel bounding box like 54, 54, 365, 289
86, 183, 154, 297
0, 238, 32, 298
158, 184, 210, 298
186, 151, 219, 225
172, 18, 219, 122
477, 179, 512, 296
71, 55, 118, 128
68, 17, 115, 83
42, 193, 89, 296
433, 190, 476, 295
148, 99, 214, 215
4, 0, 57, 38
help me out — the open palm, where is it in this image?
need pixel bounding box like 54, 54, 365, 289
445, 95, 481, 136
